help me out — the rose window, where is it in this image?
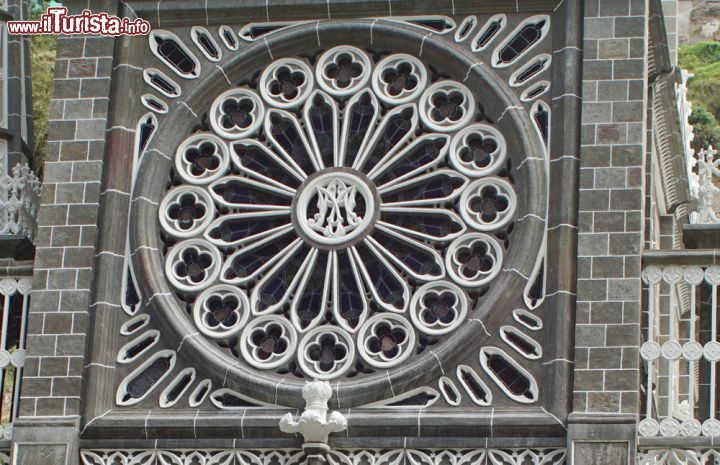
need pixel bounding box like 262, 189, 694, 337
150, 38, 537, 387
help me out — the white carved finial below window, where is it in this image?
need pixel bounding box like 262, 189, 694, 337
279, 379, 348, 448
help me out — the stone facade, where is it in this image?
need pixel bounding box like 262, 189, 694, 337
1, 1, 714, 464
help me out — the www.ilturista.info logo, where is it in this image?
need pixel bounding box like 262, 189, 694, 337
8, 7, 151, 35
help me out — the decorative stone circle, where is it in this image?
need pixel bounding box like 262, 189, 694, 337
293, 169, 378, 248
638, 418, 660, 437
640, 341, 661, 362
145, 35, 544, 387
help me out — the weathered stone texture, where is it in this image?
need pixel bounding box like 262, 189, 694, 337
575, 0, 646, 415
17, 33, 114, 419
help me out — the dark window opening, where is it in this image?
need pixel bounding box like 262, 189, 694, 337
475, 18, 504, 50
487, 353, 533, 399
533, 104, 549, 143
155, 35, 196, 75
196, 31, 219, 59
503, 329, 539, 357
192, 384, 210, 403
241, 24, 285, 41
526, 261, 545, 306
407, 18, 453, 34
525, 84, 547, 100
221, 26, 238, 49
515, 59, 547, 85
456, 17, 476, 41
497, 20, 546, 65
144, 96, 165, 113
165, 373, 193, 403
123, 333, 157, 360
123, 356, 172, 401
388, 390, 437, 407
138, 116, 156, 153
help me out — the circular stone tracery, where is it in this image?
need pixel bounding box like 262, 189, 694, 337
293, 169, 379, 248
144, 31, 544, 390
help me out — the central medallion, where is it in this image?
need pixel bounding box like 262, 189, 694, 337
293, 169, 379, 249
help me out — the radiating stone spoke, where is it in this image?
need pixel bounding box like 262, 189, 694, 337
250, 244, 315, 315
351, 242, 410, 313
221, 234, 301, 285
379, 207, 467, 243
290, 249, 333, 332
333, 250, 369, 333
337, 89, 380, 168
209, 175, 294, 210
368, 134, 450, 187
369, 226, 445, 281
204, 211, 292, 247
265, 109, 322, 176
378, 169, 469, 207
229, 140, 304, 193
303, 90, 339, 170
353, 103, 418, 173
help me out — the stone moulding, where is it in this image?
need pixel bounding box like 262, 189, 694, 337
638, 448, 720, 465
80, 448, 568, 465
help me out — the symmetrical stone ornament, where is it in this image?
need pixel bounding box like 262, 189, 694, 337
689, 146, 720, 224
125, 15, 552, 407
640, 264, 720, 438
106, 10, 562, 419
0, 163, 40, 241
639, 448, 720, 465
81, 448, 567, 465
279, 380, 347, 446
154, 47, 522, 380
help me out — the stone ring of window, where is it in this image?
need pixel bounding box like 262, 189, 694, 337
131, 21, 547, 407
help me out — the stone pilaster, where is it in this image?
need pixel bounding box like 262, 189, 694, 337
570, 0, 648, 463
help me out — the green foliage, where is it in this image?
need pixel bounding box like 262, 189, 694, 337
679, 42, 720, 151
29, 2, 57, 169
679, 41, 720, 71
689, 104, 720, 151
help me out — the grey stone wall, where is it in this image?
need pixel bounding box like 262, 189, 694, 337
576, 0, 646, 417
12, 2, 116, 462
17, 31, 113, 419
571, 0, 647, 463
5, 0, 669, 463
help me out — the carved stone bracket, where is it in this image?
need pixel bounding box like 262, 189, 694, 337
279, 380, 347, 459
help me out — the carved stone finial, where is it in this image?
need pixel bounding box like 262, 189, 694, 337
690, 146, 720, 224
279, 380, 347, 449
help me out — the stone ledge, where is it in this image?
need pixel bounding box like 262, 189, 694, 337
682, 224, 720, 249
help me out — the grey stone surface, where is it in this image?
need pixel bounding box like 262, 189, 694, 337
573, 442, 629, 464
16, 4, 115, 432
575, 0, 646, 441
2, 0, 691, 463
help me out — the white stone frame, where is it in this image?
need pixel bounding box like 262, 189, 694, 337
209, 88, 265, 139
491, 15, 551, 69
148, 30, 201, 79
